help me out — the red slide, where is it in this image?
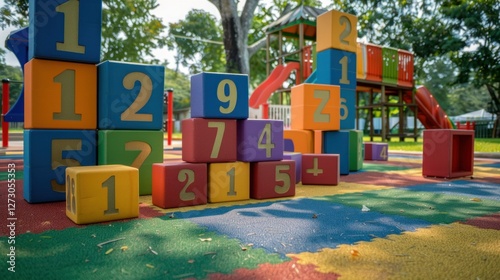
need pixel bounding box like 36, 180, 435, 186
403, 86, 453, 129
249, 62, 300, 109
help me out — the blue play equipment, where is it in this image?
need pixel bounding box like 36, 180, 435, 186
4, 27, 28, 122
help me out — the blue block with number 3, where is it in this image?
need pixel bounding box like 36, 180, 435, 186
98, 61, 165, 130
23, 129, 97, 203
29, 0, 102, 63
191, 72, 249, 119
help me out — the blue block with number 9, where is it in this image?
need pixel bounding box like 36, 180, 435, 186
191, 72, 249, 119
98, 61, 165, 130
23, 129, 97, 203
29, 0, 102, 63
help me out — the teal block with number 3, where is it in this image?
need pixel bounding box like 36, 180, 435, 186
191, 72, 249, 119
23, 129, 97, 203
29, 0, 102, 63
98, 61, 165, 130
98, 130, 164, 195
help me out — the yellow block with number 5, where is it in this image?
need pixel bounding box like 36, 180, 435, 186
208, 162, 249, 203
65, 165, 139, 225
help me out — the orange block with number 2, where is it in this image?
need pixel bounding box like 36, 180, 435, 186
24, 58, 97, 129
291, 83, 340, 130
208, 161, 249, 203
65, 165, 139, 225
316, 10, 358, 53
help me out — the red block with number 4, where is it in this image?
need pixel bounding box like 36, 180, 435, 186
250, 160, 296, 199
301, 154, 340, 185
152, 162, 207, 209
182, 118, 237, 163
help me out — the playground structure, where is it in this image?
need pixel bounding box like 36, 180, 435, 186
248, 5, 453, 141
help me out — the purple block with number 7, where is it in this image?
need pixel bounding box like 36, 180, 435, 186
237, 119, 284, 162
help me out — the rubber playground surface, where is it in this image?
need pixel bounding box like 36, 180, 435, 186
1, 146, 500, 279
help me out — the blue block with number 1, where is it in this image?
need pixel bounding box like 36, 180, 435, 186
29, 0, 102, 64
191, 72, 249, 119
23, 129, 97, 203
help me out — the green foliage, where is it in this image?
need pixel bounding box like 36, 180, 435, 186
164, 68, 190, 110
168, 9, 225, 74
0, 63, 23, 107
101, 0, 168, 64
0, 0, 28, 29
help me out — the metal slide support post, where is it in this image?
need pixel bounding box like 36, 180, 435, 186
2, 79, 10, 148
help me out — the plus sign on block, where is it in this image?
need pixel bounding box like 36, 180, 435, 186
301, 154, 340, 185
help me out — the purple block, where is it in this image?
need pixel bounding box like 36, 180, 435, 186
283, 152, 302, 183
371, 143, 389, 161
237, 119, 284, 162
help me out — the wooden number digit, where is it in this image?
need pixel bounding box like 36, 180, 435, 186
51, 139, 82, 192
121, 72, 153, 122
275, 165, 291, 194
208, 121, 225, 158
339, 16, 352, 46
178, 169, 196, 201
102, 175, 119, 215
340, 97, 348, 121
306, 157, 323, 176
339, 56, 350, 85
217, 79, 237, 114
227, 167, 237, 196
125, 141, 151, 169
53, 69, 82, 121
258, 123, 275, 158
66, 175, 76, 214
380, 146, 388, 160
56, 0, 85, 54
313, 90, 330, 123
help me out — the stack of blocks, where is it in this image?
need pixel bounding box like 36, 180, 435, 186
24, 0, 165, 224
152, 73, 295, 209
284, 10, 363, 184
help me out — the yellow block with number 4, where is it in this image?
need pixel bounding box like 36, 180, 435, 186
65, 165, 139, 225
208, 161, 249, 203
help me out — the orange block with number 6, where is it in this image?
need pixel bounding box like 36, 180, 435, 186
25, 59, 97, 129
65, 165, 139, 225
290, 83, 340, 130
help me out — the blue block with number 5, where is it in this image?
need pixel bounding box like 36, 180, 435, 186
98, 130, 164, 195
323, 130, 350, 175
23, 129, 97, 203
29, 0, 102, 63
191, 72, 249, 119
98, 61, 165, 130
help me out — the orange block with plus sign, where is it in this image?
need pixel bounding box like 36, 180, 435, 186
290, 83, 340, 131
24, 59, 97, 129
301, 154, 340, 185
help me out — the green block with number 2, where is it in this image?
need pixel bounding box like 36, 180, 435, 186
98, 130, 164, 195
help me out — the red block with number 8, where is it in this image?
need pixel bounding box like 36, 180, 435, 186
182, 118, 237, 163
250, 160, 296, 199
152, 162, 207, 209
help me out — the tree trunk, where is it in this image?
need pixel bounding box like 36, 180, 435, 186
208, 0, 259, 74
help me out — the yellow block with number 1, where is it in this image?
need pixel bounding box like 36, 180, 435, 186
208, 162, 250, 203
65, 165, 139, 225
